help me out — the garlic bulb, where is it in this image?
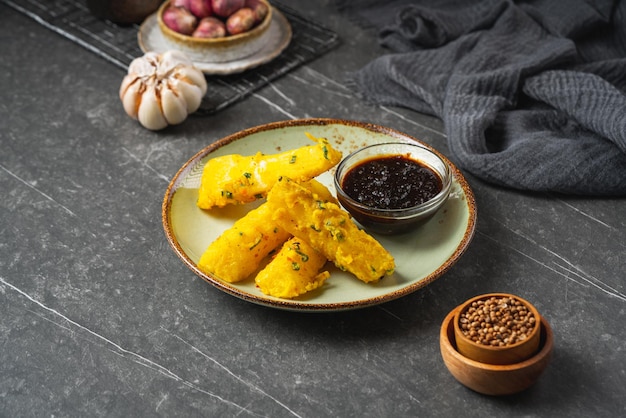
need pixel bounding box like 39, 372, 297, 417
119, 50, 207, 131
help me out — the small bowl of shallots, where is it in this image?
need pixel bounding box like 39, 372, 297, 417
157, 0, 272, 62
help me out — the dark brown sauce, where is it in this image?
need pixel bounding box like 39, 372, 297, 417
342, 155, 442, 209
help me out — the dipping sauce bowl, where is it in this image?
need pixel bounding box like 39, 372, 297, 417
334, 142, 452, 234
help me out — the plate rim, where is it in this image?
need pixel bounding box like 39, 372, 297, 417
138, 7, 292, 75
161, 118, 477, 312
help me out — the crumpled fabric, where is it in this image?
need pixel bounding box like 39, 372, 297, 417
336, 0, 626, 195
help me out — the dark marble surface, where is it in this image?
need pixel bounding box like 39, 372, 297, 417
1, 1, 625, 417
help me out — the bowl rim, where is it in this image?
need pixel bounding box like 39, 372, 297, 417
453, 292, 542, 353
157, 0, 273, 45
442, 305, 553, 371
333, 142, 453, 217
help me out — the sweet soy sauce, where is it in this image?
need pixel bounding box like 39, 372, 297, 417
342, 155, 442, 210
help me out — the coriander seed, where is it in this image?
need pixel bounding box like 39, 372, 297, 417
458, 295, 537, 347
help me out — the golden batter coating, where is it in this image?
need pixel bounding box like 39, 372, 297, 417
267, 178, 395, 283
255, 237, 330, 299
197, 134, 342, 209
197, 179, 337, 284
197, 203, 290, 283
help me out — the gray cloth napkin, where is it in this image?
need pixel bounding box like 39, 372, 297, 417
337, 0, 626, 195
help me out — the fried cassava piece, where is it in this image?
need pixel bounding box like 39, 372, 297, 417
197, 133, 342, 209
255, 237, 330, 299
266, 178, 395, 283
197, 203, 291, 283
197, 180, 337, 284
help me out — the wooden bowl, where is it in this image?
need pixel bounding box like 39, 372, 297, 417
453, 293, 541, 365
440, 306, 553, 396
157, 0, 273, 63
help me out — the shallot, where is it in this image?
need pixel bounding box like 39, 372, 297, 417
211, 0, 245, 18
244, 0, 268, 23
226, 8, 255, 35
171, 0, 191, 8
189, 0, 213, 19
193, 17, 227, 38
162, 6, 197, 35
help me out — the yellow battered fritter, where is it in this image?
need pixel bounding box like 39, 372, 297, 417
255, 237, 330, 299
266, 178, 395, 283
197, 179, 337, 285
197, 203, 290, 283
197, 133, 342, 209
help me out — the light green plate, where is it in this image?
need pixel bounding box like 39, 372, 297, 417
162, 119, 477, 311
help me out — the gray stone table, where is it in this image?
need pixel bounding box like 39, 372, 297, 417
1, 1, 625, 416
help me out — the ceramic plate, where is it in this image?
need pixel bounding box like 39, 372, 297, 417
162, 119, 477, 311
138, 7, 292, 75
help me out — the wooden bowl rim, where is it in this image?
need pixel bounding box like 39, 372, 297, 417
453, 292, 542, 353
442, 306, 553, 371
157, 0, 273, 45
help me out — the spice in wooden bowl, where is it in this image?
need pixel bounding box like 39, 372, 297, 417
440, 306, 553, 395
453, 293, 541, 365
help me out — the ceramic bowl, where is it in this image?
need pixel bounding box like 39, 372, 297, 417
333, 142, 452, 235
453, 293, 541, 365
157, 0, 273, 63
86, 0, 163, 24
440, 304, 553, 396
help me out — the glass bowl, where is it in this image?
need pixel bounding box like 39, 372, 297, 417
334, 142, 452, 235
